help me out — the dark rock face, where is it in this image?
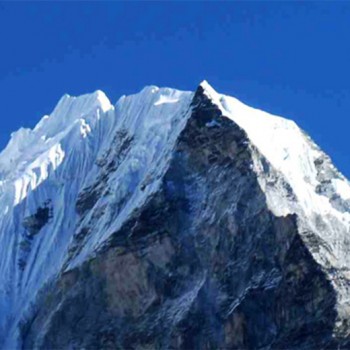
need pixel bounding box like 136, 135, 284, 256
17, 201, 53, 271
314, 153, 350, 213
22, 202, 52, 237
19, 87, 347, 349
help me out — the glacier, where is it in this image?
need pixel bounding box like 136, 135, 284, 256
0, 81, 349, 349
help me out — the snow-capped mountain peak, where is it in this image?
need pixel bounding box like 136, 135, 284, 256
1, 82, 350, 349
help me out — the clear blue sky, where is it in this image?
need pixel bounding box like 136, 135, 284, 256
1, 2, 350, 176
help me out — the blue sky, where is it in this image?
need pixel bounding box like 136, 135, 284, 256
1, 2, 350, 176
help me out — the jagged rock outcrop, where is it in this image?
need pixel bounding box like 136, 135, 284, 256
0, 82, 349, 349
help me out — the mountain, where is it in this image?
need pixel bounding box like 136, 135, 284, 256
0, 81, 350, 349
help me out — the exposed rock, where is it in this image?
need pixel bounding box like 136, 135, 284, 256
22, 202, 52, 237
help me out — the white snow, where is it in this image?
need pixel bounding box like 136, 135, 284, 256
79, 118, 92, 138
154, 95, 179, 106
332, 179, 350, 200
95, 90, 114, 112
